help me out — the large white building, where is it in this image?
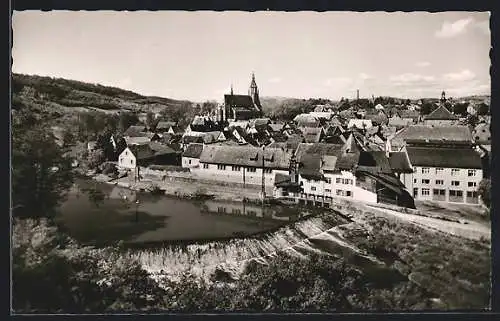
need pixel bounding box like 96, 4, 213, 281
401, 145, 483, 204
193, 145, 292, 189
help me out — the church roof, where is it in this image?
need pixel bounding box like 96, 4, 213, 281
224, 94, 254, 108
424, 105, 458, 120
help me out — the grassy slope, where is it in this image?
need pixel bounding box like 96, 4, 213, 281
11, 73, 193, 125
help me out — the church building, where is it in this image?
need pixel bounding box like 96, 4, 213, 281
218, 73, 263, 122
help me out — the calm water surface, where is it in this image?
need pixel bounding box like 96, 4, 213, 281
57, 179, 317, 247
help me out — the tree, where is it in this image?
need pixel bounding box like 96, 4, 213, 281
478, 178, 491, 208
476, 103, 489, 116
62, 128, 75, 149
12, 123, 73, 219
146, 111, 157, 131
452, 103, 469, 116
87, 149, 106, 171
420, 102, 436, 115
118, 112, 139, 133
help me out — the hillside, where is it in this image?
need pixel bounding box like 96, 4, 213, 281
11, 73, 193, 122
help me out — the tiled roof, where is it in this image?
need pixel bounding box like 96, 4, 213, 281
347, 119, 373, 130
406, 146, 482, 169
182, 143, 204, 158
199, 145, 292, 169
124, 136, 150, 146
302, 127, 324, 143
182, 135, 204, 144
424, 105, 458, 120
156, 121, 177, 130
124, 125, 147, 137
129, 144, 155, 160
269, 123, 284, 132
388, 117, 412, 128
388, 152, 413, 173
357, 151, 392, 174
298, 153, 324, 180
149, 142, 177, 155
393, 125, 472, 143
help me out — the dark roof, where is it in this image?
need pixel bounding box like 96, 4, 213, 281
182, 135, 204, 144
425, 105, 458, 120
124, 125, 147, 137
302, 127, 324, 143
129, 144, 155, 160
357, 151, 393, 174
156, 121, 177, 130
183, 143, 204, 158
149, 142, 177, 155
225, 94, 254, 108
199, 145, 292, 169
388, 152, 413, 173
406, 146, 482, 169
298, 153, 324, 180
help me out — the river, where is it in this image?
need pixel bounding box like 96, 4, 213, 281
56, 178, 322, 247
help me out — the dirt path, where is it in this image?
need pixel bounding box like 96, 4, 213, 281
365, 204, 490, 241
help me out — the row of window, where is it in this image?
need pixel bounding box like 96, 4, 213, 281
304, 178, 353, 185
414, 179, 477, 187
310, 187, 352, 197
414, 188, 478, 198
420, 168, 477, 177
206, 164, 272, 173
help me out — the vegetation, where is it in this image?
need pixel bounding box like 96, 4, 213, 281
478, 178, 491, 208
12, 110, 73, 219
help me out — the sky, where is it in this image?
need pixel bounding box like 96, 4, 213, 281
12, 11, 491, 102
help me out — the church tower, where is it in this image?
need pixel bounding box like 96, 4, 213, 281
440, 91, 446, 105
249, 72, 262, 115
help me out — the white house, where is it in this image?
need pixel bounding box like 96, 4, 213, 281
182, 143, 204, 169
401, 145, 483, 204
193, 145, 293, 189
118, 147, 138, 170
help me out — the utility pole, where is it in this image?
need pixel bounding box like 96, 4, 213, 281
261, 145, 266, 205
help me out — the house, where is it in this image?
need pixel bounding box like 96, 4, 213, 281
396, 110, 420, 123
365, 111, 389, 126
401, 145, 483, 204
388, 116, 413, 130
347, 119, 373, 130
423, 105, 459, 126
118, 143, 179, 170
293, 114, 321, 128
278, 136, 414, 208
155, 121, 177, 132
388, 125, 472, 152
123, 125, 148, 138
182, 143, 204, 168
301, 127, 325, 143
221, 73, 263, 121
194, 145, 293, 188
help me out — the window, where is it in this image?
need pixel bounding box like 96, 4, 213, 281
232, 208, 242, 214
421, 179, 430, 184
264, 168, 273, 174
336, 189, 345, 196
467, 191, 478, 198
435, 179, 444, 185
232, 166, 241, 171
203, 163, 209, 169
421, 188, 430, 196
247, 167, 256, 173
468, 169, 477, 177
435, 168, 444, 174
468, 182, 477, 187
336, 178, 342, 184
433, 189, 445, 195
325, 189, 331, 193
421, 168, 430, 174
125, 151, 128, 155
451, 169, 460, 176
413, 188, 418, 197
451, 181, 460, 186
311, 186, 317, 191
188, 159, 192, 165
130, 159, 133, 165
414, 178, 417, 184
346, 191, 352, 197
449, 190, 463, 197
120, 157, 123, 164
325, 178, 332, 184
217, 164, 226, 170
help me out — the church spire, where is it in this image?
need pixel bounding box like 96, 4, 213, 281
230, 83, 233, 95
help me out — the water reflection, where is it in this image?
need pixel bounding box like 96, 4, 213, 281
57, 179, 321, 247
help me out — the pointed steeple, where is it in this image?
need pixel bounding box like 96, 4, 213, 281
230, 83, 234, 96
